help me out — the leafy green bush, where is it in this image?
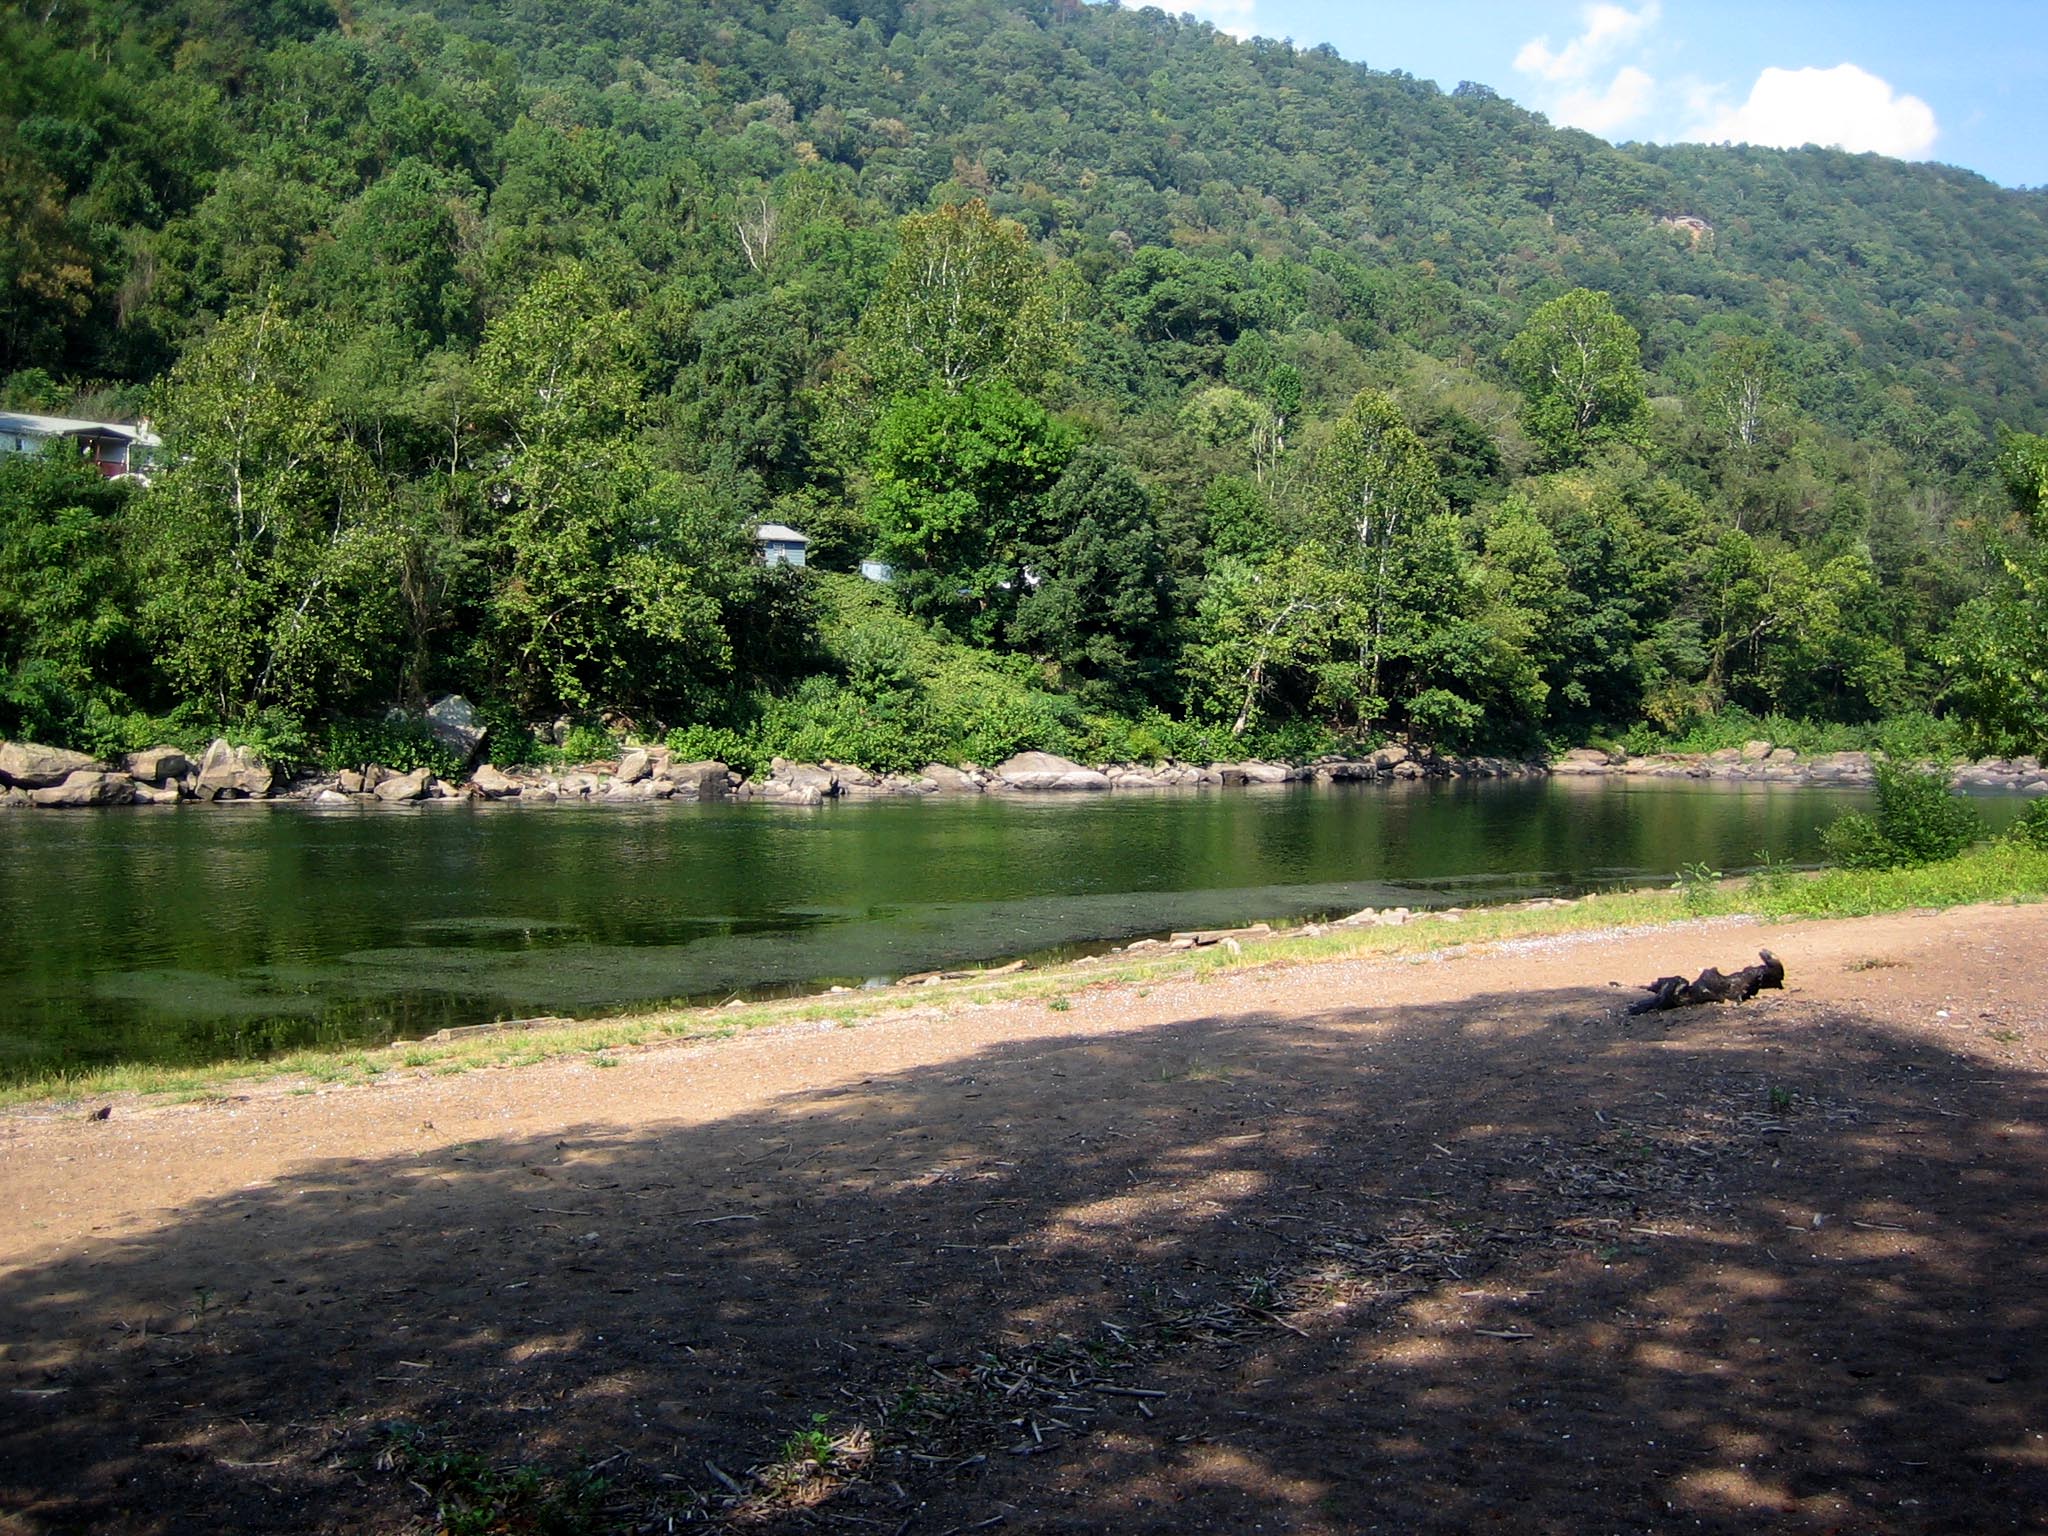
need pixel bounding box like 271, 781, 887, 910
468, 701, 547, 769
665, 724, 765, 779
1406, 688, 1484, 755
752, 675, 936, 773
1817, 812, 1894, 870
2009, 798, 2048, 850
1819, 762, 1985, 869
319, 718, 464, 779
74, 700, 208, 761
1618, 707, 1968, 762
558, 724, 616, 764
1745, 848, 1800, 900
1243, 717, 1352, 764
1677, 860, 1724, 914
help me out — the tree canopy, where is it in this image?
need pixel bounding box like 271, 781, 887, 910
3, 0, 2046, 766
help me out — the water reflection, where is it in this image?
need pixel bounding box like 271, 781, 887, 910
2, 777, 2012, 1078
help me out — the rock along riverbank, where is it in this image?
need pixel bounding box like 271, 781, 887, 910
0, 734, 1544, 811
5, 730, 2043, 811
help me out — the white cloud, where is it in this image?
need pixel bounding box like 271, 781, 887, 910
1553, 64, 1658, 135
1179, 0, 1260, 41
1514, 2, 1661, 84
1685, 64, 1938, 158
1513, 2, 1662, 136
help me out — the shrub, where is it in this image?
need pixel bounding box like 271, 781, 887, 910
318, 717, 464, 779
2010, 797, 2048, 851
558, 724, 616, 764
1677, 860, 1724, 914
1820, 762, 1985, 869
1406, 688, 1484, 756
1616, 708, 1967, 762
1242, 716, 1349, 764
665, 724, 765, 779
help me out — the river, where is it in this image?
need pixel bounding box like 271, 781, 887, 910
0, 777, 2021, 1080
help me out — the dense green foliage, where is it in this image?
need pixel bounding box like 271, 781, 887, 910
2011, 798, 2048, 852
1820, 762, 1988, 869
4, 0, 2048, 764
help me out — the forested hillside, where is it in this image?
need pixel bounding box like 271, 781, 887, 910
4, 0, 2046, 771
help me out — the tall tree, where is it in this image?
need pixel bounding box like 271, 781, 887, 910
0, 451, 141, 744
474, 264, 740, 716
131, 304, 399, 723
1940, 431, 2048, 752
851, 199, 1076, 400
865, 381, 1077, 645
1010, 447, 1170, 706
1308, 388, 1451, 718
1503, 289, 1651, 468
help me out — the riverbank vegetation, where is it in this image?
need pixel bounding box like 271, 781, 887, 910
4, 0, 2048, 771
10, 830, 2046, 1112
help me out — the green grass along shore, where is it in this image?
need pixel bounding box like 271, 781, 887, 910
8, 840, 2047, 1113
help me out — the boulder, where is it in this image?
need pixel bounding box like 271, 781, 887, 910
657, 758, 732, 798
1108, 767, 1172, 789
993, 752, 1113, 791
373, 767, 431, 803
752, 780, 825, 806
1214, 760, 1293, 786
31, 770, 136, 808
309, 788, 354, 807
424, 695, 488, 764
823, 760, 881, 789
614, 748, 652, 785
769, 759, 840, 796
133, 780, 183, 806
604, 777, 674, 802
1808, 751, 1873, 784
195, 738, 274, 799
1550, 747, 1613, 775
1373, 744, 1411, 769
920, 763, 984, 793
1740, 739, 1773, 761
337, 769, 365, 794
558, 772, 601, 798
468, 764, 522, 799
0, 741, 101, 789
1767, 746, 1799, 762
124, 746, 193, 783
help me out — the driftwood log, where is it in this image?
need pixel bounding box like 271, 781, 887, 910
1627, 950, 1784, 1015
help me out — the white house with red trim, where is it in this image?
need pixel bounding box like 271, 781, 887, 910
0, 411, 162, 479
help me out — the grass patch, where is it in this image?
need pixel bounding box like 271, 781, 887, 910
372, 1422, 613, 1535
7, 841, 2046, 1112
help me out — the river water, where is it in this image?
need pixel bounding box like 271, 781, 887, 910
0, 777, 2016, 1080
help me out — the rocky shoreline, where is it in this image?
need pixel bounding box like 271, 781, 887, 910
5, 730, 2042, 811
0, 732, 1542, 810
1552, 741, 2048, 794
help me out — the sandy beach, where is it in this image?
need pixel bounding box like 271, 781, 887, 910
3, 902, 2043, 1533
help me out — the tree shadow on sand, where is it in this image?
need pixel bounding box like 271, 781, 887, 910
2, 982, 2043, 1534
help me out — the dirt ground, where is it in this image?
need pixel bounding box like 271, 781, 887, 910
2, 904, 2044, 1535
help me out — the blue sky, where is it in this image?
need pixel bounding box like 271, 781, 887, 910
1171, 2, 2048, 188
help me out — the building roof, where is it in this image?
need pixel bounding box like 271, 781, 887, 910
0, 410, 162, 447
752, 523, 809, 544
